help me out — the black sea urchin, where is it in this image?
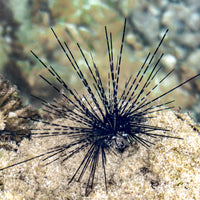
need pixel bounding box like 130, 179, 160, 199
1, 18, 200, 196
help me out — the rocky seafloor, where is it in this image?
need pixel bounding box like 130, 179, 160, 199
0, 110, 200, 199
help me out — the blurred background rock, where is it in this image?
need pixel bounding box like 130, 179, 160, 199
0, 0, 199, 121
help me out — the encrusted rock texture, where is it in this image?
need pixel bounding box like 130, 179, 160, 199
0, 75, 36, 144
0, 110, 200, 200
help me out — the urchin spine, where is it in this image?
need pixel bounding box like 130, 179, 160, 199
1, 19, 200, 196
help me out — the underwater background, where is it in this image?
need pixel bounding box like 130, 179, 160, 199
0, 0, 199, 121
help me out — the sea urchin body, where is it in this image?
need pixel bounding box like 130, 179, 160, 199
1, 18, 200, 196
